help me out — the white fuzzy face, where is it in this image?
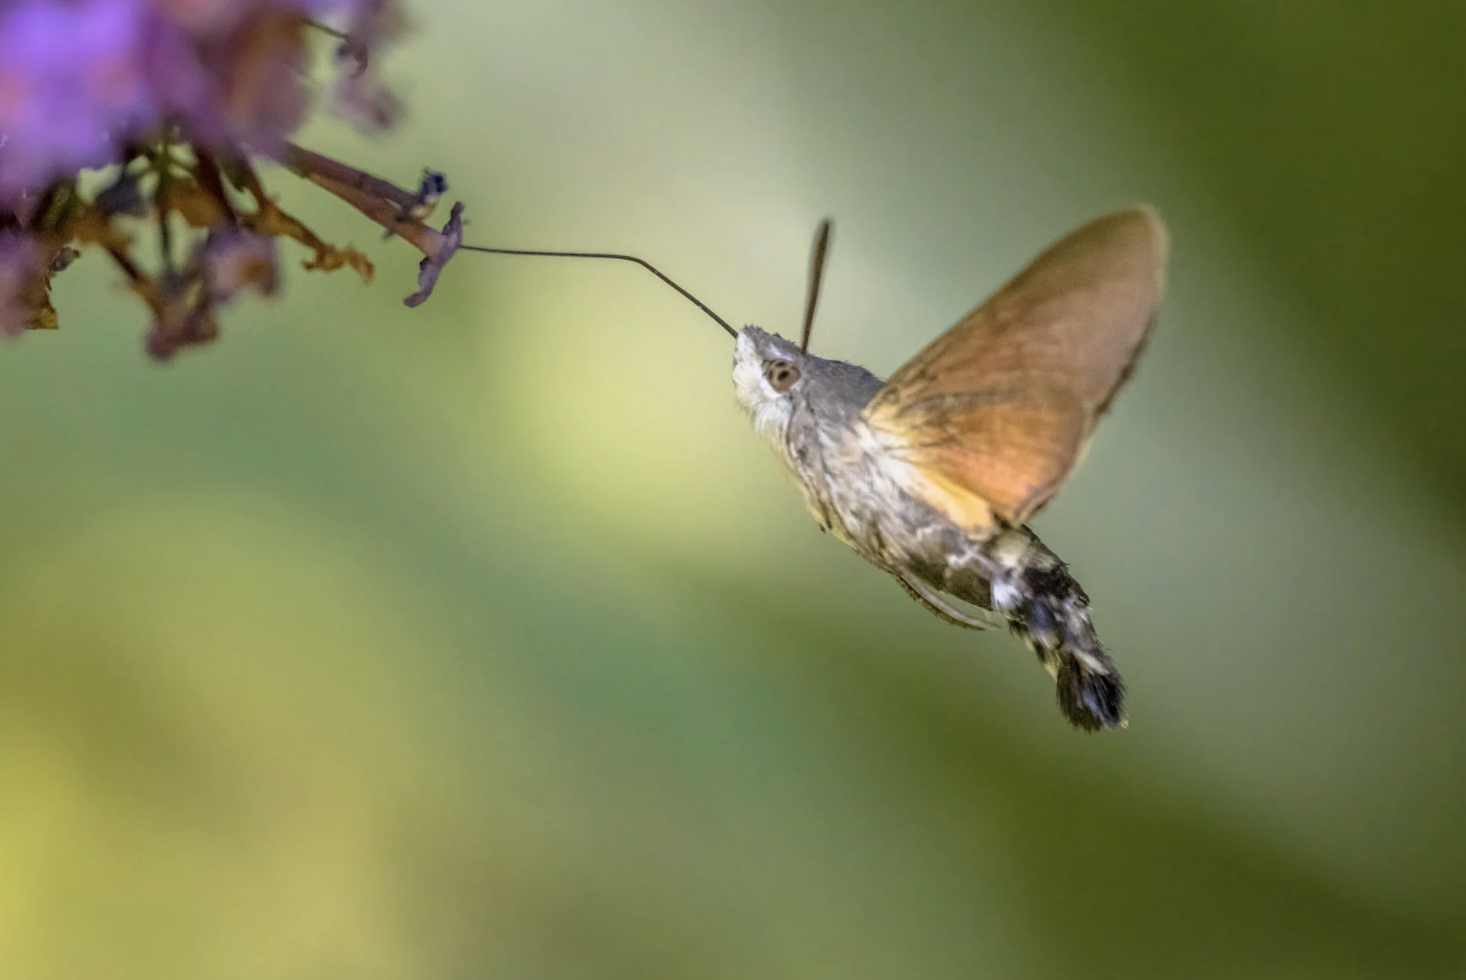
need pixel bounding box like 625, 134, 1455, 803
732, 326, 806, 450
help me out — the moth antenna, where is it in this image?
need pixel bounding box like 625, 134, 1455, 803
799, 218, 833, 353
459, 243, 737, 339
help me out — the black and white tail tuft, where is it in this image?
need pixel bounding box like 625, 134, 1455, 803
988, 530, 1127, 731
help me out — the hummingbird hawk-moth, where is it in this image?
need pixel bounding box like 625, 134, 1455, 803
465, 206, 1168, 730
731, 209, 1166, 730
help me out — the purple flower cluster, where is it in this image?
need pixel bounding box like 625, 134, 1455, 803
0, 0, 392, 202
0, 0, 464, 359
0, 0, 151, 202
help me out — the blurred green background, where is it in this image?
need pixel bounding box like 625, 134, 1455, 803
4, 1, 1466, 977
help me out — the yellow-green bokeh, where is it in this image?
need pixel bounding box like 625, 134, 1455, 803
3, 2, 1465, 977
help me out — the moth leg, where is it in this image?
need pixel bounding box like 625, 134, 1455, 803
894, 572, 999, 631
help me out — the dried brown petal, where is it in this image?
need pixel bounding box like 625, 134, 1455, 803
67, 204, 134, 253
157, 177, 232, 229
246, 199, 373, 278
234, 165, 374, 280
0, 232, 59, 335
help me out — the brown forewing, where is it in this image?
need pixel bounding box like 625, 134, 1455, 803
862, 207, 1168, 530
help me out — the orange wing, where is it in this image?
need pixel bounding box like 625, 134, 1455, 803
862, 207, 1168, 533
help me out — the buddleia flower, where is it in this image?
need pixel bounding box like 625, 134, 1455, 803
0, 0, 465, 361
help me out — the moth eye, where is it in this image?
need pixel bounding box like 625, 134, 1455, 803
765, 360, 801, 393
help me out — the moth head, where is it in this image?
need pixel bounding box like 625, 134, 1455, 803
733, 326, 807, 443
